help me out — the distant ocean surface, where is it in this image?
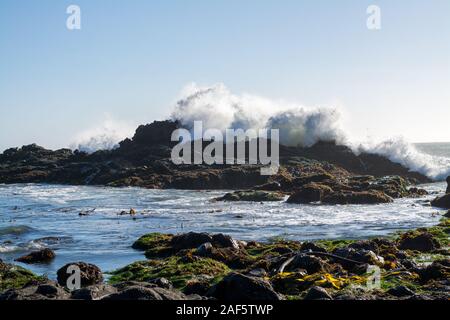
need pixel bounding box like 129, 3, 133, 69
415, 142, 450, 158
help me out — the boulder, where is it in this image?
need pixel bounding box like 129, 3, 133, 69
102, 285, 187, 300
57, 262, 103, 288
284, 254, 327, 274
444, 210, 450, 218
15, 248, 56, 264
207, 273, 282, 300
398, 231, 441, 252
418, 260, 450, 283
171, 232, 214, 250
431, 194, 450, 209
387, 285, 415, 297
303, 286, 333, 300
322, 190, 393, 205
287, 183, 333, 204
0, 280, 69, 300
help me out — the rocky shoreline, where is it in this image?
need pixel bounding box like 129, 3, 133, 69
1, 121, 449, 300
1, 212, 448, 301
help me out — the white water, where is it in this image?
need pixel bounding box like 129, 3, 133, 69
0, 182, 447, 278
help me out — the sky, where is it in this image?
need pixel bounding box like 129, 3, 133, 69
0, 0, 449, 152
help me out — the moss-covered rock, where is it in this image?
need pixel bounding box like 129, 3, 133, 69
216, 190, 284, 202
109, 255, 231, 290
0, 261, 42, 292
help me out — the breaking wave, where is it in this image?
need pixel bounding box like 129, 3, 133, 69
171, 83, 347, 147
70, 118, 135, 153
171, 83, 450, 180
69, 83, 449, 181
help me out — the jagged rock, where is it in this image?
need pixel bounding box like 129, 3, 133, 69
398, 231, 441, 252
207, 273, 282, 300
387, 285, 415, 297
444, 210, 450, 218
431, 194, 450, 209
15, 248, 56, 264
418, 260, 450, 283
322, 190, 393, 205
56, 262, 103, 288
303, 286, 333, 300
287, 183, 333, 204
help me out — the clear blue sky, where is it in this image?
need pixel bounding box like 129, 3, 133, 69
1, 0, 449, 151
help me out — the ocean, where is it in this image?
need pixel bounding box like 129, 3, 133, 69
0, 142, 449, 279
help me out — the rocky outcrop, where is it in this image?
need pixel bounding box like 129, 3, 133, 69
322, 191, 393, 205
207, 273, 282, 300
15, 249, 56, 264
398, 231, 441, 252
216, 190, 284, 202
56, 262, 103, 288
1, 217, 449, 300
431, 194, 450, 209
0, 121, 432, 190
287, 183, 332, 204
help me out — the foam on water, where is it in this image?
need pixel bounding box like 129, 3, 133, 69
0, 183, 447, 278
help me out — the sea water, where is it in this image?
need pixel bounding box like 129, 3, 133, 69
0, 142, 449, 279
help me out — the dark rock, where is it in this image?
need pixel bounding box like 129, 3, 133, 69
398, 231, 441, 252
207, 273, 282, 300
322, 190, 393, 205
303, 286, 333, 300
196, 242, 213, 256
285, 254, 328, 274
418, 260, 450, 283
431, 194, 450, 209
183, 280, 211, 296
300, 242, 327, 253
0, 280, 69, 300
387, 285, 415, 297
287, 183, 333, 204
211, 234, 240, 249
102, 285, 187, 300
35, 284, 59, 296
148, 278, 173, 290
71, 284, 118, 300
171, 232, 213, 250
56, 262, 103, 288
444, 210, 450, 218
447, 176, 450, 194
15, 248, 56, 264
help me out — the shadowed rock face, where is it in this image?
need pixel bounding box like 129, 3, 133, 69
0, 120, 432, 189
446, 176, 450, 194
